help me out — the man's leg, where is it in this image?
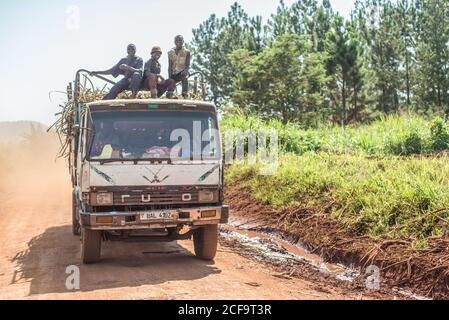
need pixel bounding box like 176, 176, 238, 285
181, 77, 189, 98
129, 72, 143, 98
170, 72, 189, 98
156, 79, 176, 98
165, 79, 176, 98
170, 73, 181, 82
145, 74, 158, 98
103, 78, 130, 100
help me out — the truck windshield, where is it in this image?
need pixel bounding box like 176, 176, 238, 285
88, 111, 219, 161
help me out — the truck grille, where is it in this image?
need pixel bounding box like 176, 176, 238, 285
113, 191, 199, 205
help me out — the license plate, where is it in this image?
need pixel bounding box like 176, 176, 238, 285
140, 211, 174, 221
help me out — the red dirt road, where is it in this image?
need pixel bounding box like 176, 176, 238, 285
0, 159, 395, 300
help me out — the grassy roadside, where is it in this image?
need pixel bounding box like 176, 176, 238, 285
222, 113, 449, 243
226, 153, 449, 243
221, 113, 449, 156
222, 114, 449, 298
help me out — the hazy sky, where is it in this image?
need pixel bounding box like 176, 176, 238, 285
0, 0, 354, 125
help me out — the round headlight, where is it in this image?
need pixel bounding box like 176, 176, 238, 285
95, 192, 113, 205
198, 190, 215, 202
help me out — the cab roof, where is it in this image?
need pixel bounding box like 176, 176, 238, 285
87, 98, 216, 113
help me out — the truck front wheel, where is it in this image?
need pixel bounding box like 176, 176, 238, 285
193, 225, 218, 260
81, 228, 102, 264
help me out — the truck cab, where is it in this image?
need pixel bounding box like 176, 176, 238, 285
71, 98, 228, 264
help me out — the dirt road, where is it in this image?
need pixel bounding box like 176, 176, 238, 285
0, 158, 401, 300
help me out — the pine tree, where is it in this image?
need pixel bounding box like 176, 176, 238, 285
396, 0, 417, 108
191, 0, 449, 124
190, 2, 265, 105
415, 0, 449, 113
230, 34, 328, 125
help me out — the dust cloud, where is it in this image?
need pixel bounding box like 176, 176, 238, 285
0, 130, 71, 205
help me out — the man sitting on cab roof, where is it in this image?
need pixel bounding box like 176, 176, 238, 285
168, 35, 191, 99
144, 46, 176, 99
92, 44, 143, 100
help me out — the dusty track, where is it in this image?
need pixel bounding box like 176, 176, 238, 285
0, 157, 399, 300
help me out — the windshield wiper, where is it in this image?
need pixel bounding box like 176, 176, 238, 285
94, 158, 173, 165
91, 154, 206, 165
97, 159, 130, 165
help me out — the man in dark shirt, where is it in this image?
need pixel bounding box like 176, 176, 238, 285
144, 46, 176, 98
92, 44, 143, 100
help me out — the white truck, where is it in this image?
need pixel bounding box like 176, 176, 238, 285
69, 70, 228, 264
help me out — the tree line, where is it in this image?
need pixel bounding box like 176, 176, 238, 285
189, 0, 449, 126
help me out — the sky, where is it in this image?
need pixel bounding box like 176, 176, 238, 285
0, 0, 354, 125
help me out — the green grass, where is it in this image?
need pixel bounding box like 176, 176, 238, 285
221, 113, 449, 156
223, 113, 449, 241
227, 153, 449, 240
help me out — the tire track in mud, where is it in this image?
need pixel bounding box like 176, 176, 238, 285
218, 219, 415, 300
222, 186, 435, 300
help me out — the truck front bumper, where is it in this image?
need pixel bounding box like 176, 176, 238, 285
80, 205, 229, 230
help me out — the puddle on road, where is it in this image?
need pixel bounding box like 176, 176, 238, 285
392, 288, 432, 301
222, 216, 432, 300
221, 220, 360, 283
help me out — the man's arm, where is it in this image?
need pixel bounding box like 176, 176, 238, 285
168, 59, 173, 77
92, 68, 114, 76
180, 51, 191, 77
145, 59, 161, 78
185, 51, 191, 70
92, 59, 125, 77
122, 65, 141, 73
144, 60, 151, 78
124, 57, 143, 74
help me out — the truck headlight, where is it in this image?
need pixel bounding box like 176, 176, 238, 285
198, 190, 215, 202
91, 192, 113, 205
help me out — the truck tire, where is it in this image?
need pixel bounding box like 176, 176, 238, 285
72, 192, 81, 236
81, 228, 102, 264
193, 224, 218, 260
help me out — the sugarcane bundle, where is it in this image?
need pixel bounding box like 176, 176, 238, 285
48, 96, 84, 165
47, 79, 103, 163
